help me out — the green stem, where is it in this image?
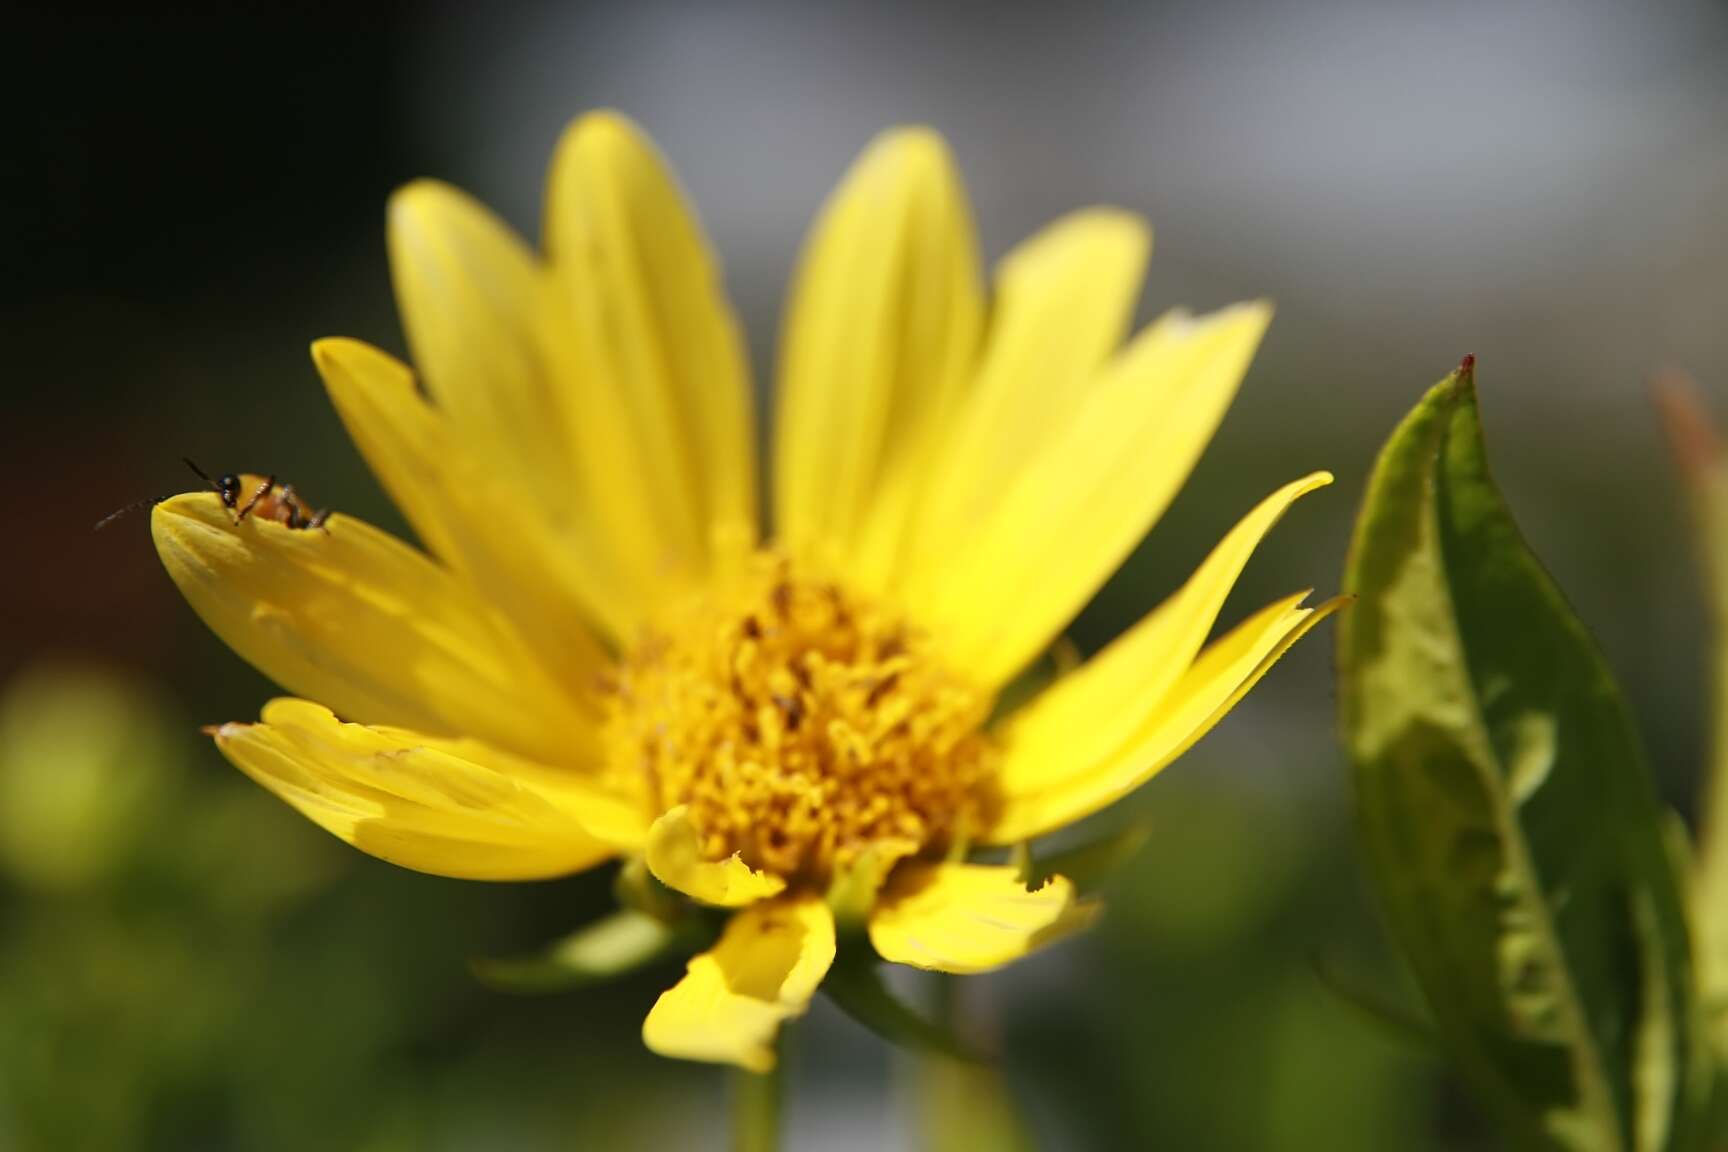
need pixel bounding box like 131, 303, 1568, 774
920, 975, 1032, 1152
731, 1051, 783, 1152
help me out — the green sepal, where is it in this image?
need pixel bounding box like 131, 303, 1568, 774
823, 953, 983, 1063
1007, 841, 1035, 886
826, 839, 917, 932
471, 908, 700, 995
612, 854, 683, 923
988, 635, 1081, 725
1020, 821, 1151, 891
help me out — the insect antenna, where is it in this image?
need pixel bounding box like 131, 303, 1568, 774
93, 495, 164, 531
96, 457, 222, 531
182, 457, 217, 490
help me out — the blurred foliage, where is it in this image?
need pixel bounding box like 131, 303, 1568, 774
0, 662, 340, 1148
1004, 775, 1442, 1150
0, 661, 694, 1151
0, 664, 180, 891
1338, 364, 1707, 1150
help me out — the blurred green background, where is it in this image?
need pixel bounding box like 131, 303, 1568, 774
8, 2, 1728, 1147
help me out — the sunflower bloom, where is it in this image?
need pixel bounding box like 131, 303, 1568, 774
152, 112, 1341, 1071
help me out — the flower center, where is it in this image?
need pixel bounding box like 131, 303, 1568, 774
603, 552, 996, 885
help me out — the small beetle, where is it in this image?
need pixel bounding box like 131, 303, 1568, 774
182, 458, 330, 530
94, 460, 332, 532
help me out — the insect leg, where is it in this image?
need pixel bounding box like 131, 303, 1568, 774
235, 475, 275, 524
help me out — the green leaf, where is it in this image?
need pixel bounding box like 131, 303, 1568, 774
1309, 949, 1437, 1051
471, 909, 694, 994
1021, 820, 1152, 891
1653, 375, 1728, 1082
823, 956, 983, 1063
1337, 360, 1704, 1151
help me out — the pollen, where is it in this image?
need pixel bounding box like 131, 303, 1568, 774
603, 553, 997, 885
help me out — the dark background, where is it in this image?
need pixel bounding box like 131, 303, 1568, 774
5, 2, 1728, 1147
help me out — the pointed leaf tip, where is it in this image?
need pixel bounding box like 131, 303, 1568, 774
1449, 354, 1477, 399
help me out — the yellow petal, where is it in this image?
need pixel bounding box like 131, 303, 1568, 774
545, 111, 757, 574
987, 593, 1349, 844
645, 806, 787, 907
919, 302, 1275, 685
994, 471, 1332, 798
312, 338, 461, 565
902, 209, 1149, 590
387, 179, 661, 639
867, 863, 1098, 974
642, 895, 835, 1071
150, 494, 591, 767
774, 126, 983, 585
313, 337, 616, 675
387, 180, 575, 530
212, 699, 644, 880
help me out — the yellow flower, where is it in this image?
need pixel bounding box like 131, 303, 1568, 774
152, 111, 1341, 1071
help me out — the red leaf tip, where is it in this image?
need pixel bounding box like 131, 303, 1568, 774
1651, 368, 1719, 478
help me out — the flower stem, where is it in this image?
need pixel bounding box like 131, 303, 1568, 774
919, 975, 1033, 1151
731, 1053, 783, 1152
